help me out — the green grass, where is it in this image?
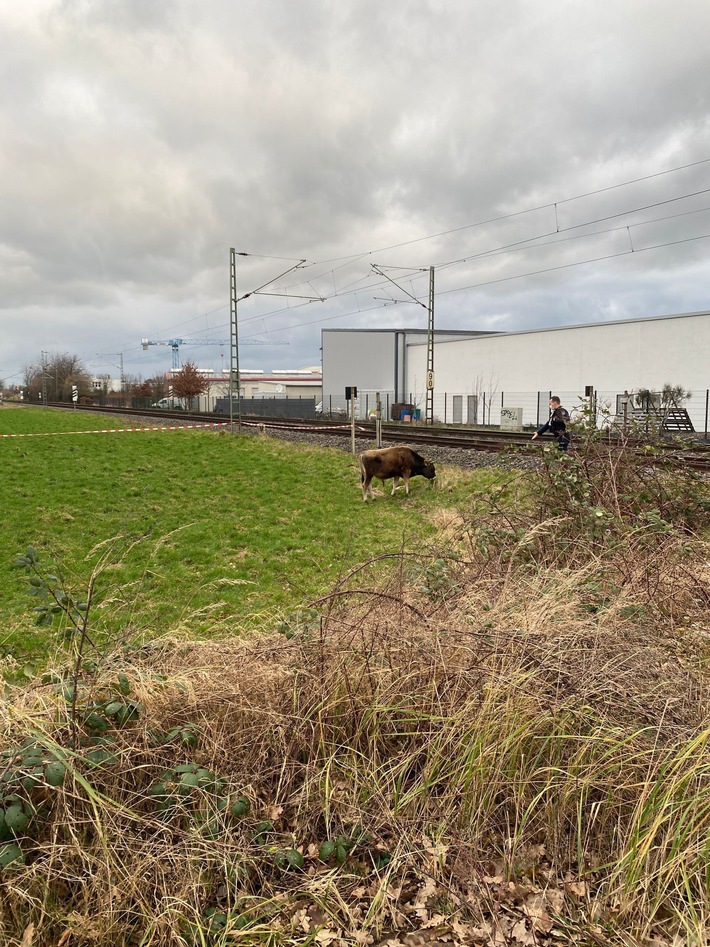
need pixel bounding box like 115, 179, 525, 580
0, 406, 444, 661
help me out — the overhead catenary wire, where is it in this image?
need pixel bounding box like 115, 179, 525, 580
194, 220, 710, 343
138, 198, 710, 351
85, 155, 710, 368
241, 229, 710, 337
436, 230, 710, 298
233, 201, 710, 326
138, 154, 710, 347
300, 155, 710, 268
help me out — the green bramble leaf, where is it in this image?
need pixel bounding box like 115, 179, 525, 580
230, 796, 250, 818
44, 762, 67, 787
0, 842, 24, 869
318, 839, 336, 860
4, 804, 30, 834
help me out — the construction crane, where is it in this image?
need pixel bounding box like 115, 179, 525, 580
140, 337, 287, 370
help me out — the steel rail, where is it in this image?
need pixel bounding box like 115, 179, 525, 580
41, 402, 710, 471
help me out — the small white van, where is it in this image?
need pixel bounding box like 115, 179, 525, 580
151, 398, 185, 410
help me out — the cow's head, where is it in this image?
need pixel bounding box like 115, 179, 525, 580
421, 460, 436, 480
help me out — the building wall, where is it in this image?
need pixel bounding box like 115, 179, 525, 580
192, 378, 321, 412
239, 381, 322, 399
91, 376, 123, 393
406, 311, 710, 398
322, 330, 397, 411
320, 314, 710, 427
321, 328, 494, 414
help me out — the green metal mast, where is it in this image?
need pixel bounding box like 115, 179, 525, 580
425, 265, 435, 425
229, 247, 241, 429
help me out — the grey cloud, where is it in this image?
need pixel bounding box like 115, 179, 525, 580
1, 0, 709, 384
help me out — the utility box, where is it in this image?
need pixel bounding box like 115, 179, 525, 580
391, 401, 415, 422
500, 407, 523, 431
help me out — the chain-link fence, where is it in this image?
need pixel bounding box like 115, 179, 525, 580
62, 386, 710, 437
319, 388, 710, 436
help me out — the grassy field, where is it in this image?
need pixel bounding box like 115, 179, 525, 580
3, 405, 710, 946
0, 405, 456, 662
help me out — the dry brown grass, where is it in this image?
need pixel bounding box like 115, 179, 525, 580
2, 526, 710, 946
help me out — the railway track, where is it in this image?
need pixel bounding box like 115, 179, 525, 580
42, 402, 710, 471
42, 403, 547, 450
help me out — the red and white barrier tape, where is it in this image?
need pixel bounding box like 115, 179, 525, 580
0, 422, 231, 439
1, 419, 369, 439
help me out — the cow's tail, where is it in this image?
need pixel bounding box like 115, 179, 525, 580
358, 455, 366, 483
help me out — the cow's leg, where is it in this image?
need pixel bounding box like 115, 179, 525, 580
391, 476, 400, 495
403, 472, 411, 495
362, 473, 374, 501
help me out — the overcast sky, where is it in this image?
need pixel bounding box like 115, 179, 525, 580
2, 0, 710, 385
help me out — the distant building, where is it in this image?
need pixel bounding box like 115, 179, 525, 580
322, 311, 710, 428
166, 366, 322, 412
321, 327, 498, 416
91, 375, 123, 394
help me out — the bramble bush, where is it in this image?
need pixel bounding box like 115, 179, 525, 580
465, 402, 710, 569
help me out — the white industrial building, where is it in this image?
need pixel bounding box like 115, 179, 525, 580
321, 327, 497, 419
91, 375, 123, 394
321, 311, 710, 431
173, 367, 322, 413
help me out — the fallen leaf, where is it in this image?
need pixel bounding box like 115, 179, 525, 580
545, 888, 565, 914
467, 927, 494, 944
510, 918, 536, 945
523, 893, 553, 934
315, 930, 341, 946
307, 905, 328, 927
410, 877, 438, 920
352, 932, 374, 946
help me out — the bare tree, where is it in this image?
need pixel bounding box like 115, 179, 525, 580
23, 362, 42, 399
25, 353, 92, 402
148, 376, 167, 401
471, 371, 500, 425
122, 373, 142, 391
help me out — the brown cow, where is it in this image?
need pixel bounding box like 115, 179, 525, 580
359, 446, 436, 501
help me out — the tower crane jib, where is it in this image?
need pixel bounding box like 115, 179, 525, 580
140, 337, 286, 369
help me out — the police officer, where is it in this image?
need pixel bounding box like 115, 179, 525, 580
531, 396, 571, 451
